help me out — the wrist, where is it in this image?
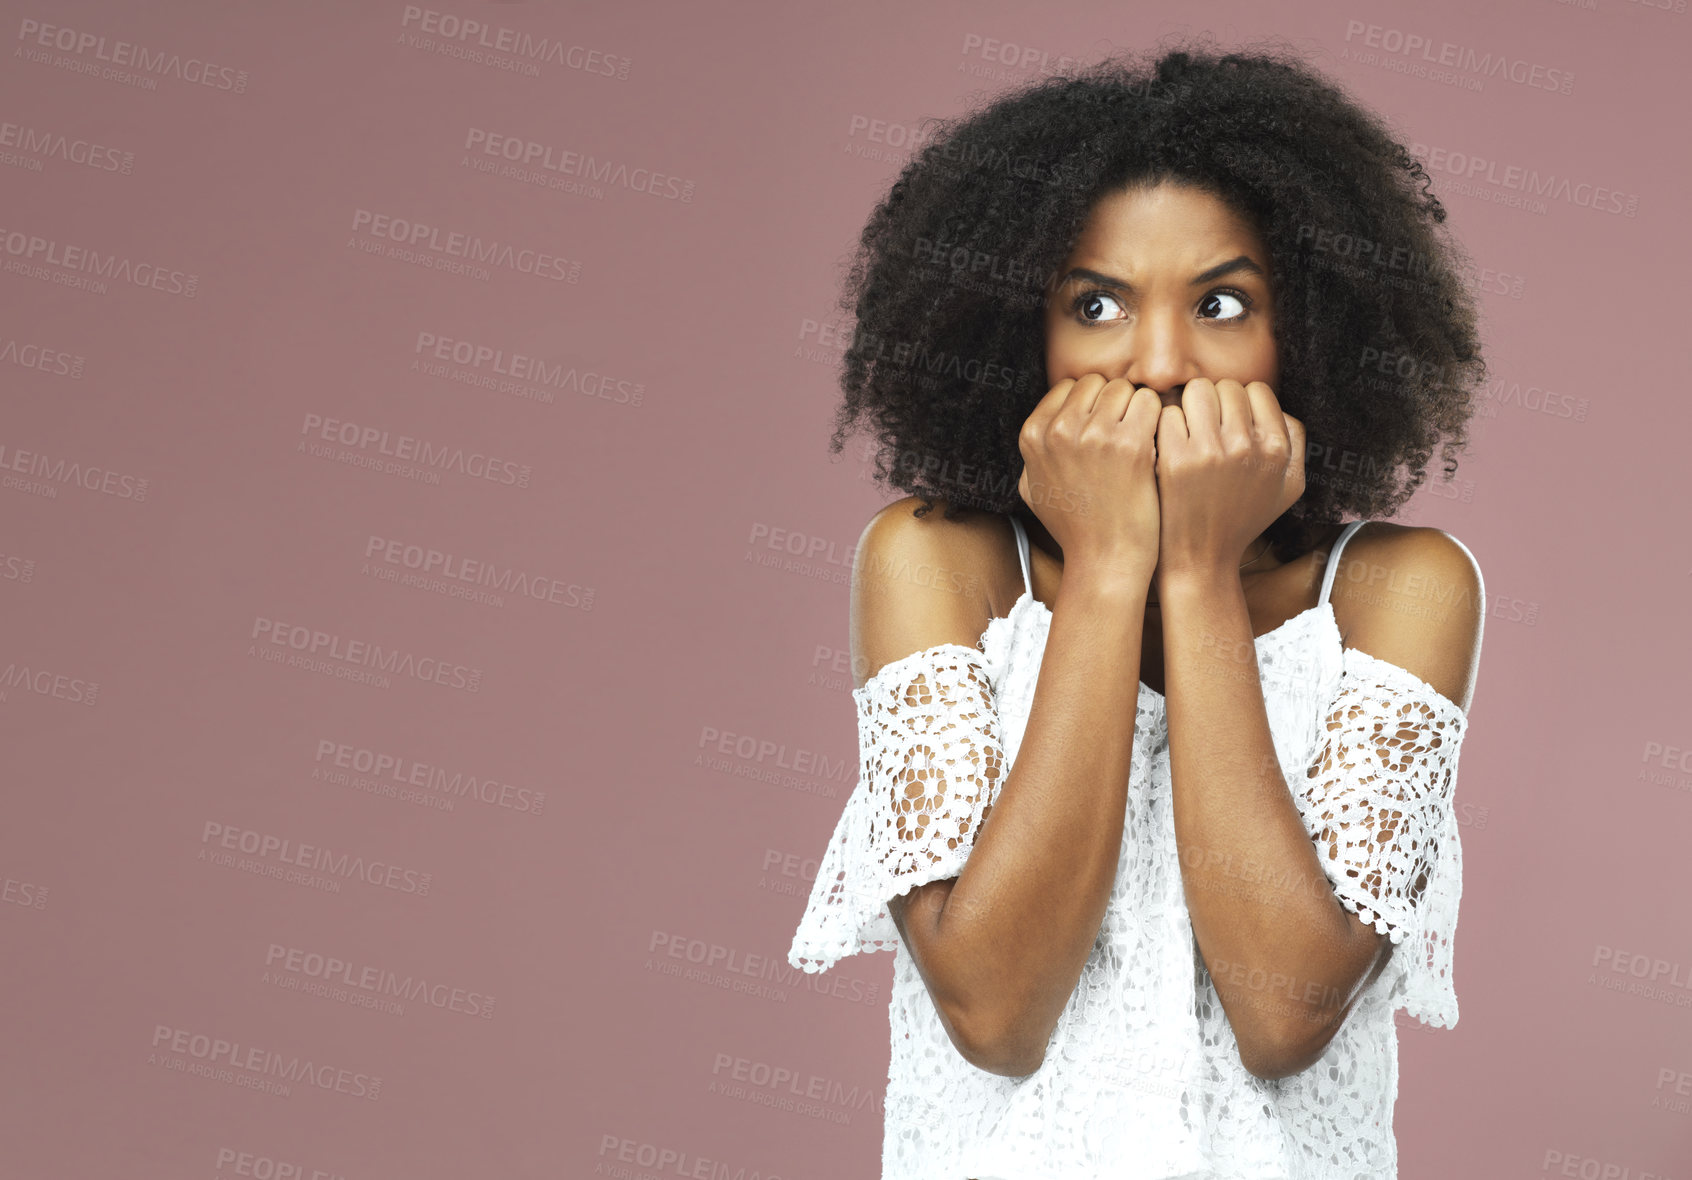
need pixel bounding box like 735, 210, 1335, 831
1153, 565, 1245, 602
1055, 561, 1153, 607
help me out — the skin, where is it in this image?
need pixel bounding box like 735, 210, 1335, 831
1039, 183, 1285, 581
1037, 180, 1486, 1073
872, 178, 1484, 1089
1034, 178, 1298, 687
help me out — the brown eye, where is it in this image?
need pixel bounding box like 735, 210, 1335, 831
1071, 289, 1125, 323
1198, 290, 1251, 321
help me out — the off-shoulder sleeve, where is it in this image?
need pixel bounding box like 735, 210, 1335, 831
786, 643, 1006, 975
1292, 648, 1470, 1027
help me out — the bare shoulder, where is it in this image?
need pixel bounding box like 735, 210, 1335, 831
850, 497, 1009, 690
1328, 521, 1486, 712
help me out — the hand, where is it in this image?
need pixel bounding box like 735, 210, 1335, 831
1151, 378, 1306, 588
1017, 374, 1163, 586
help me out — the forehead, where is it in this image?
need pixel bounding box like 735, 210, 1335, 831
1067, 182, 1266, 265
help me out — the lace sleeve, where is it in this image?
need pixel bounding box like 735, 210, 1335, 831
1292, 647, 1470, 1027
786, 644, 1006, 975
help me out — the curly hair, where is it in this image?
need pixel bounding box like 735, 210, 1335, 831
824, 35, 1487, 562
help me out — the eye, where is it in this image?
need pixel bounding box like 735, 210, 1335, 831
1198, 289, 1253, 321
1070, 288, 1126, 323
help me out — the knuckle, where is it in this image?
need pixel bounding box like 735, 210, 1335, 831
1109, 430, 1146, 456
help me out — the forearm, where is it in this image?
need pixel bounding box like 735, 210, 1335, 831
916, 567, 1148, 1066
1159, 572, 1374, 1063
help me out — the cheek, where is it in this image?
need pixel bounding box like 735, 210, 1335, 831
1046, 317, 1105, 362
1252, 330, 1279, 384
1043, 318, 1084, 371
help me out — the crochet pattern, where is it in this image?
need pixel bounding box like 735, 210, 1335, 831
1295, 646, 1467, 1029
786, 519, 1478, 1178
788, 645, 1007, 972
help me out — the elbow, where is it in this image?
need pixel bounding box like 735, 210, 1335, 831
950, 1003, 1048, 1079
1238, 1043, 1306, 1083
964, 1035, 1046, 1079
1237, 1013, 1341, 1082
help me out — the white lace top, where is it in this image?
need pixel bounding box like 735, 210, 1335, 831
787, 517, 1484, 1180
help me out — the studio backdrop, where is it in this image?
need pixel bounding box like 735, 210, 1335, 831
2, 1, 1687, 1177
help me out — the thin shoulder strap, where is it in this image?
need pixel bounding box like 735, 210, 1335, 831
1318, 520, 1370, 607
1008, 515, 1034, 600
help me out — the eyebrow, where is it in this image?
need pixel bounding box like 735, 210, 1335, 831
1060, 255, 1267, 290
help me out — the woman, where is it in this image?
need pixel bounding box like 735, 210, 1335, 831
788, 39, 1487, 1179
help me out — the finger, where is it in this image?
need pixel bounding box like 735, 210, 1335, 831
1214, 379, 1253, 447
1154, 405, 1184, 484
1179, 377, 1219, 444
1021, 377, 1076, 446
1156, 402, 1189, 453
1245, 381, 1289, 452
1096, 377, 1138, 422
1124, 385, 1163, 438
1023, 377, 1075, 439
1282, 412, 1307, 493
1025, 377, 1090, 457
1069, 372, 1110, 416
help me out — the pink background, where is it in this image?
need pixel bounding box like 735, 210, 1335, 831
2, 1, 1688, 1176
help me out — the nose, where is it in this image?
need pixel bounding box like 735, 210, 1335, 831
1119, 307, 1198, 403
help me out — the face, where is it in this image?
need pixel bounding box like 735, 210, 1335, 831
1044, 180, 1278, 411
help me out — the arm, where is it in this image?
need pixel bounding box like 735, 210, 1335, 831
858, 501, 1150, 1078
1159, 525, 1483, 1080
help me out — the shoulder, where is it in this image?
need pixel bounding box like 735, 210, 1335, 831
850, 497, 1010, 689
856, 496, 1020, 609
859, 494, 1007, 544
1328, 521, 1485, 712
